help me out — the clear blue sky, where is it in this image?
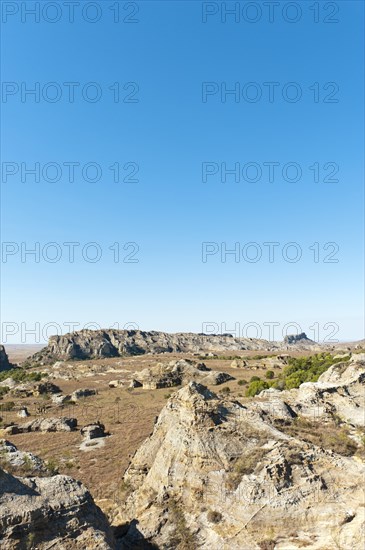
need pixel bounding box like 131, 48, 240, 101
1, 1, 364, 344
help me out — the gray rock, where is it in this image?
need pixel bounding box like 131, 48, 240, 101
71, 388, 97, 401
0, 345, 14, 372
20, 417, 77, 433
0, 465, 114, 548
81, 422, 106, 440
26, 329, 321, 364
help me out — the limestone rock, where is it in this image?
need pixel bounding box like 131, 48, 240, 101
0, 465, 114, 548
117, 370, 365, 550
81, 422, 106, 440
230, 359, 246, 368
20, 417, 77, 433
27, 329, 321, 364
136, 359, 234, 389
0, 439, 48, 474
71, 388, 97, 401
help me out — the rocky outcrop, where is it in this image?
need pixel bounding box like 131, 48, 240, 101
19, 417, 77, 433
27, 330, 318, 364
81, 422, 106, 440
284, 332, 315, 346
71, 388, 97, 401
0, 346, 14, 372
0, 460, 114, 548
135, 359, 234, 389
0, 439, 49, 475
117, 360, 365, 549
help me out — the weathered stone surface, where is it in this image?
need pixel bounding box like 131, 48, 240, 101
20, 417, 77, 433
0, 464, 114, 549
27, 329, 319, 364
0, 439, 48, 474
117, 360, 365, 550
71, 388, 97, 401
51, 393, 71, 405
230, 359, 246, 368
136, 359, 234, 389
81, 422, 106, 440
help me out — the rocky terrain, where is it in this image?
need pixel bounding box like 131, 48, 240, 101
27, 329, 318, 364
0, 443, 114, 549
117, 354, 365, 549
132, 358, 234, 389
1, 340, 364, 549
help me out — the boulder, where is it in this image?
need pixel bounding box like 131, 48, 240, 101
0, 465, 114, 548
20, 417, 77, 433
0, 439, 48, 474
51, 393, 71, 405
81, 422, 106, 440
230, 359, 246, 368
17, 407, 30, 418
71, 388, 97, 401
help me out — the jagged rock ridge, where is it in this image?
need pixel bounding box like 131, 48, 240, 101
28, 329, 317, 363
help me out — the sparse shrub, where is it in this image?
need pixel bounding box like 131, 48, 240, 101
265, 370, 275, 379
274, 417, 358, 457
164, 393, 172, 399
169, 496, 197, 549
207, 510, 222, 523
227, 446, 269, 489
220, 386, 230, 394
46, 458, 59, 475
0, 386, 9, 398
0, 401, 15, 412
258, 540, 276, 550
237, 379, 247, 386
250, 376, 261, 382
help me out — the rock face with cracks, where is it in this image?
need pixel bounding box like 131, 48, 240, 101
118, 356, 365, 550
28, 329, 318, 363
0, 462, 114, 549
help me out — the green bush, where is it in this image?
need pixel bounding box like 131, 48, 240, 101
250, 376, 261, 383
278, 353, 351, 391
0, 368, 46, 384
265, 370, 275, 379
245, 380, 269, 397
237, 379, 247, 386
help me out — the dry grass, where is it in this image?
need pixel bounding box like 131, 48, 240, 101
273, 417, 359, 457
